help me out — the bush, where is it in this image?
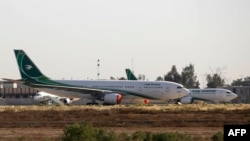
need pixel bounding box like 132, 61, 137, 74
62, 123, 193, 141
118, 133, 131, 141
211, 131, 223, 141
132, 131, 147, 141
62, 122, 118, 141
62, 123, 96, 141
152, 132, 192, 141
102, 131, 118, 141
247, 119, 250, 124
131, 131, 192, 141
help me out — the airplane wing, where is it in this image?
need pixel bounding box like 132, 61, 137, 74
48, 96, 65, 105
2, 78, 113, 94
30, 83, 158, 99
31, 83, 114, 94
38, 95, 65, 105
2, 78, 25, 84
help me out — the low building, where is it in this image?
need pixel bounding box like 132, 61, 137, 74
224, 86, 250, 103
0, 81, 38, 105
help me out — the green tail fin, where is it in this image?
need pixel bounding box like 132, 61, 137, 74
14, 50, 57, 85
14, 50, 45, 79
125, 68, 138, 80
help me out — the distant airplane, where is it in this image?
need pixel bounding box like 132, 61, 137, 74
180, 88, 238, 104
125, 68, 137, 80
125, 68, 238, 104
3, 50, 189, 105
33, 91, 80, 105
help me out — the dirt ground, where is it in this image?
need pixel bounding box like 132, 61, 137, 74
0, 104, 249, 141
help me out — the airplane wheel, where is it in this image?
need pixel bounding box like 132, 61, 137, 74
86, 102, 98, 105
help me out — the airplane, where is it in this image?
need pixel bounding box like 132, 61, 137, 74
3, 50, 189, 105
125, 68, 137, 80
33, 91, 80, 105
124, 68, 151, 104
180, 88, 238, 104
125, 68, 238, 104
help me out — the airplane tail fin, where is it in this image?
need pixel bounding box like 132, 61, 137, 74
14, 50, 52, 84
125, 68, 138, 80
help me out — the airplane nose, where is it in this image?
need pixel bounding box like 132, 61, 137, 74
183, 88, 190, 97
186, 88, 190, 94
232, 93, 238, 100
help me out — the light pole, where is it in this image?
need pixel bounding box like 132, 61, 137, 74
97, 59, 100, 79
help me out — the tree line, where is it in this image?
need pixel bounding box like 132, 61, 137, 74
113, 63, 249, 88
159, 64, 250, 88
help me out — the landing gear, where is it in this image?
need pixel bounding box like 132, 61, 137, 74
102, 103, 114, 106
86, 102, 99, 105
86, 100, 99, 105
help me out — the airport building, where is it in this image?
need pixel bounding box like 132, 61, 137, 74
224, 86, 250, 103
0, 82, 38, 98
0, 81, 39, 105
0, 81, 91, 105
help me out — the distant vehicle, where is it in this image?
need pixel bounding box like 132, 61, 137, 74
33, 91, 80, 105
3, 50, 189, 105
0, 94, 4, 100
125, 68, 238, 104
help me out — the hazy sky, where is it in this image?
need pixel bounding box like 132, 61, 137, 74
1, 0, 250, 87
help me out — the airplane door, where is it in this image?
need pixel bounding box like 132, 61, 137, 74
138, 84, 143, 92
161, 84, 170, 95
161, 84, 170, 100
165, 84, 170, 93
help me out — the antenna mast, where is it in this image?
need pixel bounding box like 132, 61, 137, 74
132, 57, 134, 73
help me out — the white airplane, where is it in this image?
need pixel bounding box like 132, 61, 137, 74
180, 88, 238, 104
125, 68, 238, 104
33, 91, 80, 105
3, 50, 189, 105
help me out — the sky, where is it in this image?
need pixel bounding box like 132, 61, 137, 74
0, 0, 250, 88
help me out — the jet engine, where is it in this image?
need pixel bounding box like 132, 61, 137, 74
144, 99, 150, 104
180, 96, 193, 104
63, 98, 72, 104
103, 93, 122, 105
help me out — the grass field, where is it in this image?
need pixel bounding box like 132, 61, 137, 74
0, 103, 249, 112
0, 104, 249, 141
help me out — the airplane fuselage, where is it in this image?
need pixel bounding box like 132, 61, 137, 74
181, 88, 238, 103
35, 80, 189, 101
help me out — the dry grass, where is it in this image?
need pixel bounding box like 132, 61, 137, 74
0, 104, 249, 141
0, 103, 249, 112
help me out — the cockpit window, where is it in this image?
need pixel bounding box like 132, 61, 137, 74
226, 91, 231, 94
177, 86, 183, 89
